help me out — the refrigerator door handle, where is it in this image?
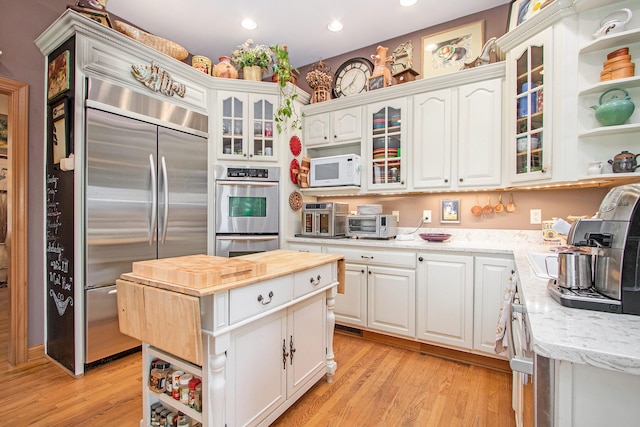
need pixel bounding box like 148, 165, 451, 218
160, 156, 169, 244
149, 154, 157, 246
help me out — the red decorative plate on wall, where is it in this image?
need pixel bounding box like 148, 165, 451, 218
289, 158, 300, 185
290, 135, 302, 156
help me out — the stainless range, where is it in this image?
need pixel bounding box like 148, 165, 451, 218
214, 165, 280, 257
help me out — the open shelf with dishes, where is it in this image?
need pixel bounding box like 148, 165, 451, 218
575, 4, 640, 180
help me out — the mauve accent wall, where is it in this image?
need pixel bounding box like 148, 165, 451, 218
295, 4, 511, 95
1, 0, 72, 346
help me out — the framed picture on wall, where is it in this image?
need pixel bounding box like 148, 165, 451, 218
508, 0, 555, 31
422, 20, 484, 79
0, 114, 7, 151
441, 199, 460, 224
48, 50, 70, 101
52, 100, 68, 165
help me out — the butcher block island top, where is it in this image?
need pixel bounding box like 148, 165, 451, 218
120, 249, 345, 297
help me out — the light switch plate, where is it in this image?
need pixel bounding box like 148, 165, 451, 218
392, 210, 400, 222
530, 209, 542, 224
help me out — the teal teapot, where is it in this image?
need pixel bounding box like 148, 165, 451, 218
591, 88, 635, 126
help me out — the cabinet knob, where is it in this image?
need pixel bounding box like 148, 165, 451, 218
418, 256, 424, 262
444, 179, 448, 183
459, 178, 463, 182
361, 269, 365, 274
368, 270, 372, 275
334, 135, 337, 139
324, 136, 328, 140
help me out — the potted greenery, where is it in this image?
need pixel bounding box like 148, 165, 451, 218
231, 39, 272, 81
271, 44, 302, 134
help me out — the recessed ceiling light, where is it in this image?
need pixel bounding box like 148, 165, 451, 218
400, 0, 417, 6
241, 18, 257, 30
327, 20, 343, 32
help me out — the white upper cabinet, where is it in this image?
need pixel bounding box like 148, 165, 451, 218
411, 78, 502, 190
304, 107, 363, 147
457, 78, 503, 188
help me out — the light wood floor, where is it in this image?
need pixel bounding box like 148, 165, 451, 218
0, 287, 515, 426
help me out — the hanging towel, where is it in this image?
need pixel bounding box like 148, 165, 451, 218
494, 274, 516, 354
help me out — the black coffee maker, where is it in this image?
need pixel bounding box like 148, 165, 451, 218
549, 183, 640, 314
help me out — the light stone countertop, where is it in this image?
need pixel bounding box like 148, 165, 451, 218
288, 228, 640, 375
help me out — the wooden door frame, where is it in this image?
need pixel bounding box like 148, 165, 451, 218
0, 77, 29, 365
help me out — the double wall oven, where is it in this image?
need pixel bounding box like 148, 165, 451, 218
214, 165, 280, 257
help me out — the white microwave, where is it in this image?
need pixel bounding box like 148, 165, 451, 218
309, 154, 361, 187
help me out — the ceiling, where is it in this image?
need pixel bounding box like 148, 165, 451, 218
106, 0, 511, 68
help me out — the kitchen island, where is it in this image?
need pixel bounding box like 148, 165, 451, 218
116, 250, 344, 427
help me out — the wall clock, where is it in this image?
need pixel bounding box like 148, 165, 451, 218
333, 58, 374, 98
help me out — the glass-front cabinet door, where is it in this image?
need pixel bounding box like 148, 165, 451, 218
220, 94, 245, 157
218, 91, 277, 161
367, 99, 406, 190
250, 96, 275, 159
510, 29, 551, 182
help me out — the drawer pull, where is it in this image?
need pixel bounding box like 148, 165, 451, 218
289, 335, 296, 365
309, 274, 321, 286
361, 255, 374, 260
257, 291, 274, 305
282, 339, 289, 369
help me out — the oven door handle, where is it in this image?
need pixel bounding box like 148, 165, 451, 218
507, 307, 534, 375
216, 181, 279, 187
215, 236, 279, 241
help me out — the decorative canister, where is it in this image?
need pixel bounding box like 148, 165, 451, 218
212, 56, 238, 79
192, 55, 212, 75
243, 65, 263, 81
542, 219, 563, 245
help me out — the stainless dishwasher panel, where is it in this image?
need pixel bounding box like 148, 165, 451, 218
85, 285, 140, 364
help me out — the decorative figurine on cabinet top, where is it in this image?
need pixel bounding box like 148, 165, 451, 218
368, 45, 394, 90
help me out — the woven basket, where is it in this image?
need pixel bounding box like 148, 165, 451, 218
114, 20, 188, 61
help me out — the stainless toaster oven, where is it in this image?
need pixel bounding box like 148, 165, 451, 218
347, 214, 398, 239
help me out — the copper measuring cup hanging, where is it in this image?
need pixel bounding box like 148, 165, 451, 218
471, 195, 483, 216
483, 195, 494, 215
506, 193, 517, 213
494, 194, 505, 213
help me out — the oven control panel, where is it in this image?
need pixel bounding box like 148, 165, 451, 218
219, 166, 279, 182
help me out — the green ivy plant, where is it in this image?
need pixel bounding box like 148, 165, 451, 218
271, 44, 302, 134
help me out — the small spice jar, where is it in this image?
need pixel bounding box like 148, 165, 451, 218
171, 370, 184, 400
149, 360, 171, 392
177, 411, 191, 427
194, 382, 202, 412
165, 366, 175, 396
179, 373, 193, 405
188, 377, 202, 409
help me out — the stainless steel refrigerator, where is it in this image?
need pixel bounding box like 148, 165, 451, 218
84, 82, 208, 365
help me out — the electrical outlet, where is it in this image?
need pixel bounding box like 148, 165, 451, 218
392, 210, 400, 222
422, 210, 432, 223
530, 209, 542, 224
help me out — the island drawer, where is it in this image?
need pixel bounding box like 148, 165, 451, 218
324, 246, 416, 269
293, 263, 334, 298
229, 276, 293, 324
